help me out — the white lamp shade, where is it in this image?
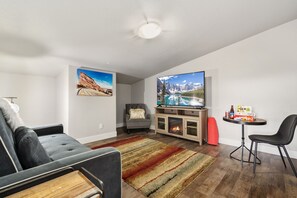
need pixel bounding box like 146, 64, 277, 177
138, 22, 162, 39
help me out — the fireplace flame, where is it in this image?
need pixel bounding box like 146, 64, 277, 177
172, 126, 180, 131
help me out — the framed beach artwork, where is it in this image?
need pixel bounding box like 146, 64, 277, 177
77, 68, 113, 96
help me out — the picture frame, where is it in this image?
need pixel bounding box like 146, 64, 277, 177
76, 68, 113, 96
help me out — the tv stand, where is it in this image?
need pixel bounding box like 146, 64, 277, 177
155, 107, 208, 145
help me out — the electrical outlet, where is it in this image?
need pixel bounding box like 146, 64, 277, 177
99, 123, 104, 129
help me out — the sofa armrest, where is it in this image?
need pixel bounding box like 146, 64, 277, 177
146, 114, 150, 119
0, 147, 121, 198
33, 124, 64, 136
125, 114, 130, 121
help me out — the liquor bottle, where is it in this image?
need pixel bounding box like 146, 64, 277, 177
229, 105, 235, 119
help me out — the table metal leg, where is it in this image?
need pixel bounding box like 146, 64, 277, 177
229, 124, 261, 165
241, 124, 244, 167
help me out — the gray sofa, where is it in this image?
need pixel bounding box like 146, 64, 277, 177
0, 109, 121, 197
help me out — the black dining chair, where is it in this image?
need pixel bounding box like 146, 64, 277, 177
248, 114, 297, 177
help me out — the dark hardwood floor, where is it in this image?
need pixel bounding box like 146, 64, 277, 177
86, 128, 297, 198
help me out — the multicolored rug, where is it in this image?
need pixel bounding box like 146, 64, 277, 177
92, 136, 215, 198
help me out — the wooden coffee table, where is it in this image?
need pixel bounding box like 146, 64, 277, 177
8, 170, 102, 198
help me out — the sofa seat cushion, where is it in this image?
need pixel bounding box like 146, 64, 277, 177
127, 118, 150, 123
38, 134, 90, 160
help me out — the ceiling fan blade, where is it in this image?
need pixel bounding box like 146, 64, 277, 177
127, 34, 140, 40
141, 12, 149, 23
162, 29, 174, 33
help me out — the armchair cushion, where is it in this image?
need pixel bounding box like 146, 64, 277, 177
129, 108, 145, 119
15, 127, 51, 169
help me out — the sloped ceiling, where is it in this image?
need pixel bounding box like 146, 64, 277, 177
0, 0, 297, 84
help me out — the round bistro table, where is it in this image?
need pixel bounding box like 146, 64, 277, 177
223, 117, 267, 167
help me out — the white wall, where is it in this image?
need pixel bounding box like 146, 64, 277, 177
0, 67, 117, 142
0, 72, 57, 126
67, 66, 117, 143
135, 19, 297, 157
131, 80, 145, 103
56, 67, 69, 134
116, 84, 131, 127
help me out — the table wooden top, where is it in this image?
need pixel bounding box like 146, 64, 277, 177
223, 117, 267, 125
8, 170, 101, 198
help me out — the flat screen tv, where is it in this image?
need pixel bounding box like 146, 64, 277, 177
157, 71, 205, 108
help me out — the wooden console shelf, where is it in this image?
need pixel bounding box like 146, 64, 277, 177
155, 107, 208, 145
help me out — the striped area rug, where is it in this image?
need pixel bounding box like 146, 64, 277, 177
92, 136, 215, 198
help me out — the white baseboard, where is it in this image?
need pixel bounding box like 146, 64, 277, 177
116, 123, 125, 128
77, 131, 117, 144
219, 138, 297, 159
219, 138, 241, 147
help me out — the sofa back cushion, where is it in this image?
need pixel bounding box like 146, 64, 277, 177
15, 127, 51, 169
0, 137, 19, 177
0, 110, 23, 176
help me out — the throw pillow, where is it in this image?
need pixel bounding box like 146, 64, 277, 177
0, 98, 24, 132
15, 127, 51, 169
129, 108, 145, 119
0, 137, 18, 177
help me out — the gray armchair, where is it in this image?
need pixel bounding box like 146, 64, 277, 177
125, 104, 151, 133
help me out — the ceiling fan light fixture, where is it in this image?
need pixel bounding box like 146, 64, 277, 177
138, 22, 162, 39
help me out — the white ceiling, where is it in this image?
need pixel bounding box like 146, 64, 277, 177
0, 0, 297, 83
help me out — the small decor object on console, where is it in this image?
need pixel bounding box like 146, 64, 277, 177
77, 68, 113, 96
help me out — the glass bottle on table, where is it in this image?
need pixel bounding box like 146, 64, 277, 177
229, 105, 235, 119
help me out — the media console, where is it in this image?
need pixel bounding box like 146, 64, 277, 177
155, 107, 208, 145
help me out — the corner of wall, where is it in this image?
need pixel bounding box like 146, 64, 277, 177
67, 66, 117, 139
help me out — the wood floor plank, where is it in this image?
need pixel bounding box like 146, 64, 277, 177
87, 128, 297, 198
179, 190, 207, 198
229, 172, 253, 198
212, 169, 241, 196
195, 168, 226, 196
284, 174, 297, 197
